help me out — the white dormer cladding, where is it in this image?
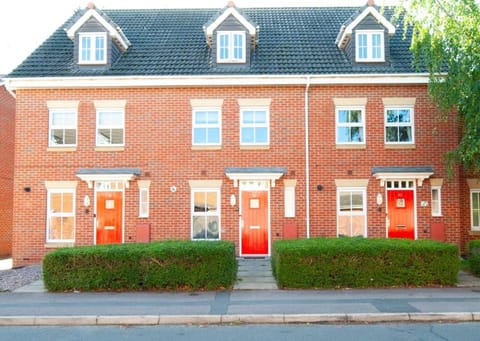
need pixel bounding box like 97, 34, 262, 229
335, 1, 395, 50
66, 2, 130, 52
203, 1, 258, 49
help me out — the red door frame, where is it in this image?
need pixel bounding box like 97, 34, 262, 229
240, 190, 269, 256
387, 189, 416, 239
95, 189, 123, 245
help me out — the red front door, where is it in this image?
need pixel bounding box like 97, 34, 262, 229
241, 191, 268, 255
96, 191, 123, 244
387, 189, 415, 239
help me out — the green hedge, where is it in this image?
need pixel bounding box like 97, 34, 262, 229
43, 241, 237, 292
272, 238, 459, 289
468, 240, 480, 276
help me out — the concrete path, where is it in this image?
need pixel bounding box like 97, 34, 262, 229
234, 258, 278, 290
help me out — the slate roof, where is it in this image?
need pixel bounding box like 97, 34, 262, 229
8, 6, 414, 78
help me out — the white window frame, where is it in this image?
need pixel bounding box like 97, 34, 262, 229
49, 109, 77, 147
336, 187, 367, 237
217, 31, 246, 63
431, 186, 442, 217
240, 107, 270, 146
96, 109, 125, 147
384, 106, 415, 144
335, 106, 365, 145
192, 108, 222, 146
471, 190, 480, 231
46, 189, 76, 243
284, 186, 295, 218
79, 32, 107, 64
355, 30, 385, 62
191, 188, 221, 240
138, 180, 151, 218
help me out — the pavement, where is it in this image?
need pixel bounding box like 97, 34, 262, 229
1, 258, 480, 326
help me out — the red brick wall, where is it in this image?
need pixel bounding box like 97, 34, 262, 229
11, 84, 467, 266
0, 85, 15, 258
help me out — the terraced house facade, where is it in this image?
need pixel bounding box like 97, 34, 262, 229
5, 1, 478, 266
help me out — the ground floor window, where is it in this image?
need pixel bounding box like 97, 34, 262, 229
471, 190, 480, 231
191, 189, 220, 240
46, 189, 75, 242
337, 188, 366, 237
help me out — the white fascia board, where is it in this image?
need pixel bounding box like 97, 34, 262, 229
66, 9, 130, 51
205, 7, 256, 36
337, 7, 396, 48
5, 73, 430, 90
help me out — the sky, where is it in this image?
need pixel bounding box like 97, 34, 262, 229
0, 0, 397, 75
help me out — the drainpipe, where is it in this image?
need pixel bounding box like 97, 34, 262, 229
305, 76, 311, 238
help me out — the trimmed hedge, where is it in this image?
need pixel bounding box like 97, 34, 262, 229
43, 241, 237, 292
272, 238, 459, 289
468, 240, 480, 276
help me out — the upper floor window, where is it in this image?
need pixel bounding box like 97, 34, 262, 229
336, 107, 365, 144
356, 30, 384, 62
79, 32, 107, 64
96, 110, 124, 146
192, 109, 221, 146
385, 107, 414, 144
240, 108, 269, 145
217, 31, 246, 63
49, 109, 77, 147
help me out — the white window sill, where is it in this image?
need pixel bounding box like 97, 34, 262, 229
44, 242, 75, 248
47, 147, 77, 152
191, 145, 222, 151
95, 146, 125, 152
336, 144, 366, 150
384, 144, 416, 149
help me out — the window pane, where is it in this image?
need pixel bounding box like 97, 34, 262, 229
350, 127, 363, 142
387, 110, 398, 123
242, 111, 255, 124
207, 111, 219, 124
62, 193, 73, 213
338, 216, 351, 236
192, 216, 206, 239
62, 217, 75, 240
219, 34, 229, 60
81, 36, 91, 61
473, 193, 480, 226
337, 127, 350, 143
399, 109, 411, 123
255, 127, 268, 143
349, 110, 362, 123
351, 216, 365, 236
233, 33, 243, 60
241, 127, 254, 143
338, 110, 349, 123
208, 128, 220, 144
195, 111, 207, 124
351, 192, 363, 211
50, 193, 62, 212
207, 216, 219, 239
194, 192, 206, 212
398, 127, 412, 142
386, 126, 398, 142
95, 36, 105, 61
97, 129, 111, 144
206, 191, 218, 212
339, 192, 352, 211
111, 129, 124, 144
193, 128, 207, 144
63, 129, 76, 145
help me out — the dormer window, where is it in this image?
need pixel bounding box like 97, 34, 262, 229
218, 31, 246, 63
356, 30, 384, 62
79, 33, 107, 64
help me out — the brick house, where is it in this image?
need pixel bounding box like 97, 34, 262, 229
4, 2, 478, 267
0, 81, 15, 258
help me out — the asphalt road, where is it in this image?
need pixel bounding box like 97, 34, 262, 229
0, 323, 480, 341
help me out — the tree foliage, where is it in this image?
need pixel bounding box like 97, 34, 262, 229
397, 0, 480, 174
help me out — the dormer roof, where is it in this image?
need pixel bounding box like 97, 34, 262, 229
66, 2, 131, 52
203, 1, 258, 47
335, 1, 396, 49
